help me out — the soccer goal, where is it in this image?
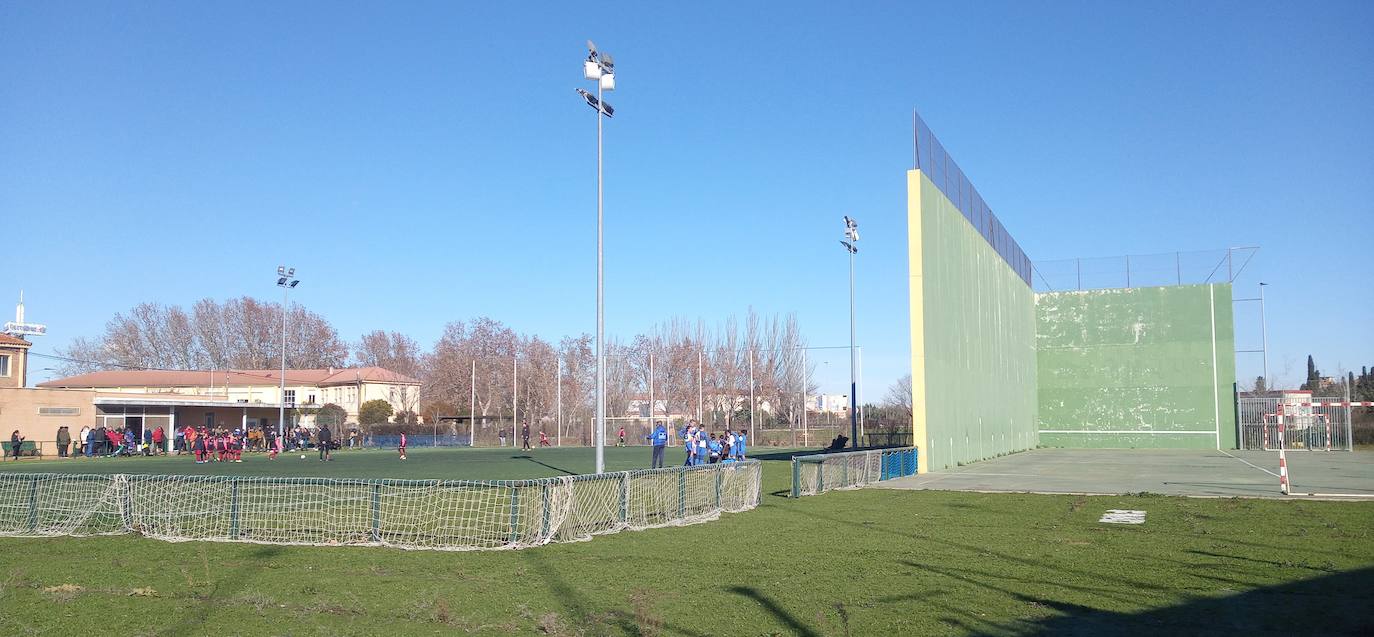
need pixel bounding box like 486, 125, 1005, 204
790, 447, 917, 497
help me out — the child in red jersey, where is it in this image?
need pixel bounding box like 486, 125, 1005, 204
398, 432, 407, 460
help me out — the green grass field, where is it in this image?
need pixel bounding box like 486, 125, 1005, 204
0, 446, 1371, 636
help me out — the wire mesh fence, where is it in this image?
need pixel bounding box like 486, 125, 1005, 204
0, 460, 762, 551
790, 447, 918, 497
1031, 247, 1258, 293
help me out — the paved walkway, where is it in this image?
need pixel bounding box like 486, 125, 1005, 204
877, 448, 1374, 499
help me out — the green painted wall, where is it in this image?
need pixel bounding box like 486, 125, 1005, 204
909, 171, 1038, 470
1035, 284, 1237, 449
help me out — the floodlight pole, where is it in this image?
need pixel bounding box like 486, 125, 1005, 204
593, 61, 606, 474
848, 240, 858, 449
275, 266, 299, 443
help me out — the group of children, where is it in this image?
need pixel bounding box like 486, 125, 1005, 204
183, 426, 246, 464
682, 422, 746, 465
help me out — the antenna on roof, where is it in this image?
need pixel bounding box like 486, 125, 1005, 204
4, 290, 47, 338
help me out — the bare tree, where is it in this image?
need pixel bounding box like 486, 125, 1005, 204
884, 373, 913, 418
355, 330, 423, 377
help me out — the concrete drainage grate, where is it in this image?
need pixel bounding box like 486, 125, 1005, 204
1099, 510, 1146, 524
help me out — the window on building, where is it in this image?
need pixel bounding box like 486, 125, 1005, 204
284, 389, 296, 405
306, 394, 316, 405
0, 354, 9, 377
389, 387, 396, 404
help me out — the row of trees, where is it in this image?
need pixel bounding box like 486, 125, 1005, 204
1248, 355, 1374, 402
56, 300, 838, 437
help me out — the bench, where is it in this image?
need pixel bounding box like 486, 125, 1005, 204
2, 440, 42, 458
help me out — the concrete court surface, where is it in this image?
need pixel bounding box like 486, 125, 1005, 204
876, 448, 1374, 500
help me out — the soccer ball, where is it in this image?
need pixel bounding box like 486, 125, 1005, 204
300, 454, 306, 459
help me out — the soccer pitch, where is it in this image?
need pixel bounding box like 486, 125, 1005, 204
0, 448, 1372, 636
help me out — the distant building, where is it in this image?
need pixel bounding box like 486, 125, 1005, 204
0, 346, 418, 453
813, 394, 851, 414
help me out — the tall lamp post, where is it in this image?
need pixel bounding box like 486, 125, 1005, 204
276, 266, 299, 442
1258, 282, 1269, 385
578, 40, 615, 474
840, 216, 859, 449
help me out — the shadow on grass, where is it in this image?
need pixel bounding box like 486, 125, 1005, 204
523, 550, 710, 637
512, 456, 578, 476
989, 566, 1374, 636
725, 586, 819, 637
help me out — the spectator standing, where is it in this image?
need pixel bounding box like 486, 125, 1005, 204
56, 426, 71, 458
521, 421, 531, 451
152, 426, 165, 455
79, 425, 91, 458
317, 426, 333, 461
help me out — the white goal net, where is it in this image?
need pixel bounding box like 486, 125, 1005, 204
0, 461, 762, 551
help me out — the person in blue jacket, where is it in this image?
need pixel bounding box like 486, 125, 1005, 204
735, 429, 747, 460
646, 422, 668, 469
682, 423, 696, 466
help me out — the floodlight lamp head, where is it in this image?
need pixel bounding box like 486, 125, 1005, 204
277, 277, 288, 286
287, 268, 295, 276
277, 266, 286, 276
289, 280, 299, 288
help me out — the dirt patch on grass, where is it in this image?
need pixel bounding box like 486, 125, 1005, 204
42, 583, 84, 602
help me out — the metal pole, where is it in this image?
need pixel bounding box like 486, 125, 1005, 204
279, 284, 287, 441
594, 78, 606, 474
1076, 258, 1081, 290
748, 350, 755, 449
801, 348, 808, 447
697, 350, 704, 423
470, 359, 476, 447
648, 352, 655, 438
1125, 254, 1131, 288
1344, 378, 1354, 452
848, 241, 858, 449
513, 355, 519, 447
857, 345, 865, 444
556, 355, 562, 447
1175, 252, 1182, 285
1259, 284, 1269, 383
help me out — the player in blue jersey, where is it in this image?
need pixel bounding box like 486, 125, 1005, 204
646, 421, 668, 469
735, 429, 747, 460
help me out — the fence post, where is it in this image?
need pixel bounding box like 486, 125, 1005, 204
119, 476, 134, 531
27, 476, 39, 532
229, 478, 241, 540
619, 472, 629, 526
790, 458, 801, 498
713, 467, 722, 510
678, 469, 687, 517
370, 482, 381, 542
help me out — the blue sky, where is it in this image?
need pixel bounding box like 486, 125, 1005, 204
2, 1, 1371, 395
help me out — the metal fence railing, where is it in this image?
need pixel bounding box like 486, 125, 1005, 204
1032, 247, 1258, 293
0, 461, 762, 551
790, 447, 917, 497
913, 110, 1032, 286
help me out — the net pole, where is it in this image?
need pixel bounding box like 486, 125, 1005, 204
470, 360, 476, 447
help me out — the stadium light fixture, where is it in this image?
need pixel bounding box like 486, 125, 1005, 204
276, 265, 301, 443
841, 216, 859, 449
580, 40, 616, 474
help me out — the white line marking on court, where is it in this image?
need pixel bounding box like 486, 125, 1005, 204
1039, 430, 1216, 435
1219, 450, 1279, 478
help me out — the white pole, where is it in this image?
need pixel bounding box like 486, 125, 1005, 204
848, 240, 858, 449
857, 345, 865, 445
697, 350, 703, 423
1345, 379, 1354, 452
556, 355, 562, 447
802, 348, 808, 447
748, 350, 755, 447
1259, 283, 1270, 383
279, 284, 288, 442
470, 359, 476, 447
648, 352, 655, 438
513, 355, 519, 447
594, 76, 606, 475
